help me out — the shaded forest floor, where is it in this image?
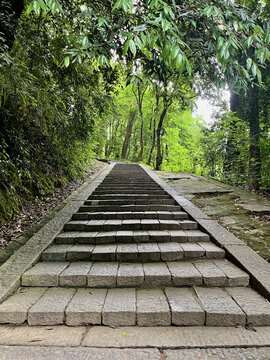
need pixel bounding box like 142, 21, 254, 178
156, 170, 270, 262
0, 161, 105, 264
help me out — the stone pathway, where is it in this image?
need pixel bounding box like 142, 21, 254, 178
0, 163, 269, 328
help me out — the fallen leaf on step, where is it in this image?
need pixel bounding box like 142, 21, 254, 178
29, 337, 45, 342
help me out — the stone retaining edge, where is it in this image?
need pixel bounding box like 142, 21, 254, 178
0, 163, 115, 304
141, 164, 270, 300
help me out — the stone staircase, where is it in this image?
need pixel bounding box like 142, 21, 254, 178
1, 163, 270, 327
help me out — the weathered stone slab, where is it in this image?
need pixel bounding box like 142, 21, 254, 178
164, 348, 270, 360
185, 230, 210, 242
214, 259, 249, 287
158, 242, 183, 261
225, 244, 270, 299
194, 261, 227, 286
198, 242, 225, 259
86, 220, 106, 231
167, 262, 202, 286
180, 220, 198, 230
159, 220, 181, 230
141, 220, 159, 230
0, 288, 47, 324
143, 263, 171, 286
227, 287, 270, 326
117, 263, 144, 287
102, 288, 136, 326
28, 288, 76, 325
133, 231, 149, 242
42, 245, 73, 261
76, 232, 98, 244
66, 245, 94, 260
195, 287, 246, 326
55, 232, 81, 244
122, 219, 140, 230
103, 219, 122, 231
22, 262, 69, 287
117, 244, 138, 261
95, 231, 116, 244
168, 230, 187, 242
115, 231, 134, 242
138, 243, 160, 261
59, 262, 92, 287
137, 289, 171, 326
148, 231, 171, 242
91, 244, 117, 261
87, 262, 118, 287
165, 287, 205, 326
181, 243, 205, 258
66, 288, 107, 325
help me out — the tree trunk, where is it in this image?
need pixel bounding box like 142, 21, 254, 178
138, 103, 144, 162
155, 106, 168, 170
147, 116, 156, 165
247, 85, 261, 190
121, 108, 136, 159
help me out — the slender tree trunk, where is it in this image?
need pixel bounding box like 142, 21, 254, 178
138, 103, 144, 161
121, 108, 136, 159
247, 85, 261, 190
147, 117, 156, 165
155, 106, 168, 170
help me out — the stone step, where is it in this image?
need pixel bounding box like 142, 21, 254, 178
88, 194, 171, 200
64, 219, 198, 232
21, 259, 249, 288
1, 286, 269, 326
42, 242, 225, 262
72, 211, 189, 221
78, 204, 182, 212
55, 230, 210, 245
84, 199, 176, 206
93, 189, 166, 194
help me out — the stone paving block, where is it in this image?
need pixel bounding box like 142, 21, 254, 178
22, 262, 69, 287
0, 288, 47, 324
59, 262, 93, 287
102, 288, 136, 326
28, 288, 76, 325
165, 287, 205, 326
66, 288, 107, 325
87, 262, 119, 287
168, 230, 187, 242
66, 245, 94, 260
64, 221, 87, 231
164, 348, 270, 360
131, 212, 145, 219
198, 242, 225, 259
115, 211, 132, 219
138, 243, 160, 261
103, 212, 117, 219
180, 220, 198, 230
115, 231, 134, 242
117, 263, 144, 287
137, 289, 171, 326
158, 242, 183, 261
226, 287, 270, 326
195, 287, 246, 326
185, 230, 210, 242
95, 231, 116, 244
141, 220, 160, 230
122, 219, 141, 230
103, 220, 122, 231
117, 244, 138, 261
214, 259, 249, 287
181, 243, 205, 258
55, 232, 81, 244
159, 220, 181, 230
91, 244, 117, 261
167, 262, 202, 286
133, 231, 150, 242
86, 220, 106, 231
194, 261, 227, 286
42, 244, 73, 261
149, 231, 171, 242
172, 211, 188, 220
143, 262, 171, 286
144, 211, 158, 219
76, 232, 98, 244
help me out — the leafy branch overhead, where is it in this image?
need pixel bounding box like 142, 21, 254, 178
26, 0, 270, 88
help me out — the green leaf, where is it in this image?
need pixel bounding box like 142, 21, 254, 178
129, 39, 136, 55
135, 36, 143, 50
98, 18, 105, 26
82, 36, 89, 47
246, 58, 252, 70
133, 24, 148, 32
252, 63, 257, 77
171, 46, 180, 59
123, 40, 130, 56
64, 56, 70, 67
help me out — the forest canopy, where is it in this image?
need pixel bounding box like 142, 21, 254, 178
1, 0, 270, 224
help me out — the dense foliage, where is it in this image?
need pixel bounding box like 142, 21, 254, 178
1, 0, 270, 224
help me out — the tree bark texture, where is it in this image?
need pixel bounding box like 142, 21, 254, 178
121, 108, 136, 159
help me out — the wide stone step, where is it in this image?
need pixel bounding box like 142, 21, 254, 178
1, 286, 269, 327
55, 230, 210, 244
21, 259, 249, 288
42, 242, 225, 262
64, 219, 198, 232
84, 199, 176, 205
72, 211, 189, 221
78, 204, 182, 212
93, 189, 167, 194
88, 194, 172, 200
